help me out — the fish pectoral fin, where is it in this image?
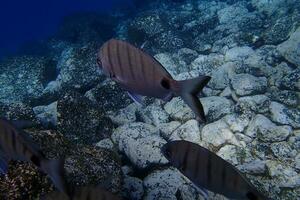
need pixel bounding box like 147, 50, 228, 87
127, 91, 144, 106
0, 154, 9, 175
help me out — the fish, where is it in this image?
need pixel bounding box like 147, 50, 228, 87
42, 186, 122, 200
0, 118, 69, 195
97, 39, 211, 123
161, 140, 269, 200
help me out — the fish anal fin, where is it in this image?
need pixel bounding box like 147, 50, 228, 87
127, 91, 144, 106
0, 153, 9, 175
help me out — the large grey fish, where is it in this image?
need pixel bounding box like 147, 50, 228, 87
97, 39, 211, 123
43, 186, 121, 200
161, 140, 269, 200
0, 118, 68, 194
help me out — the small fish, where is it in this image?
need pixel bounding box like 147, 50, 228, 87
161, 140, 269, 200
43, 186, 122, 200
0, 119, 69, 194
97, 39, 211, 123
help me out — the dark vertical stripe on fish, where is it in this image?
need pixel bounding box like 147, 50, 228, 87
207, 152, 212, 187
107, 42, 115, 77
116, 41, 124, 78
193, 146, 200, 179
126, 42, 135, 80
221, 161, 226, 188
11, 130, 17, 153
139, 50, 146, 85
181, 143, 190, 172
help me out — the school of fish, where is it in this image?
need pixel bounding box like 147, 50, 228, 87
0, 38, 270, 200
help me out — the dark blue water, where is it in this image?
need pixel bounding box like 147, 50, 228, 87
0, 0, 134, 59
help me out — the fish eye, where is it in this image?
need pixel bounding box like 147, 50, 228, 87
246, 192, 258, 200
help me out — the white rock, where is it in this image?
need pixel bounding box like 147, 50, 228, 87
123, 176, 144, 200
237, 160, 267, 174
109, 103, 138, 126
201, 96, 233, 121
269, 101, 300, 128
154, 53, 179, 77
220, 86, 232, 97
169, 119, 201, 143
33, 101, 58, 127
225, 46, 255, 62
277, 26, 300, 66
223, 114, 250, 133
231, 74, 267, 96
217, 145, 239, 165
164, 97, 194, 122
191, 54, 225, 75
112, 122, 168, 169
143, 168, 202, 200
201, 119, 241, 148
95, 138, 114, 150
139, 103, 169, 126
245, 114, 292, 141
158, 121, 181, 140
236, 95, 270, 114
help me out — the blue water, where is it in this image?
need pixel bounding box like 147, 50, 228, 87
0, 0, 134, 59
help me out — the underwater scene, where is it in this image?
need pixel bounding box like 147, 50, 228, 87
0, 0, 300, 199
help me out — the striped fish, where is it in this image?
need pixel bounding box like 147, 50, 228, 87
97, 39, 211, 123
161, 140, 269, 200
43, 186, 121, 200
0, 118, 69, 195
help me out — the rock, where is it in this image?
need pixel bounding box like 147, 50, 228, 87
269, 101, 300, 128
57, 92, 115, 144
201, 96, 233, 122
0, 56, 54, 105
138, 104, 169, 126
267, 89, 299, 107
169, 119, 201, 143
223, 114, 250, 133
164, 97, 194, 122
112, 122, 168, 169
217, 145, 240, 165
201, 119, 241, 148
225, 46, 255, 62
235, 95, 270, 114
33, 101, 58, 128
0, 102, 36, 121
109, 103, 138, 126
245, 114, 292, 141
143, 168, 202, 200
84, 81, 132, 112
127, 12, 165, 44
0, 129, 122, 199
251, 0, 296, 17
154, 53, 186, 77
95, 138, 114, 150
208, 64, 231, 90
269, 62, 294, 87
220, 86, 232, 97
270, 142, 296, 158
158, 121, 181, 140
176, 48, 198, 65
237, 160, 267, 175
266, 160, 298, 182
278, 68, 300, 92
296, 153, 300, 170
123, 176, 144, 200
280, 175, 300, 189
190, 54, 225, 75
231, 74, 267, 96
277, 26, 300, 67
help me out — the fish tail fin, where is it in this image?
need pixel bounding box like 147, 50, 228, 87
42, 158, 70, 195
177, 75, 211, 123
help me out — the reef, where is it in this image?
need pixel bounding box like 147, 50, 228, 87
0, 0, 300, 199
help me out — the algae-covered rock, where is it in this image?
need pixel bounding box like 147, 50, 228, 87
0, 129, 122, 199
57, 92, 115, 144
